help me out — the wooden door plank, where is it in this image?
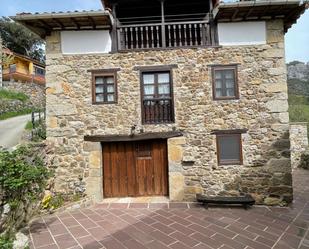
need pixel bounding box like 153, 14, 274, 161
118, 142, 128, 196
126, 142, 136, 196
103, 144, 112, 198
110, 143, 120, 197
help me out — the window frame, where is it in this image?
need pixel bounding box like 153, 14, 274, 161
216, 133, 243, 166
91, 70, 118, 105
140, 69, 175, 124
211, 65, 239, 100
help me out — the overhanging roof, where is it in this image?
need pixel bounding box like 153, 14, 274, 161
11, 10, 113, 38
214, 0, 308, 32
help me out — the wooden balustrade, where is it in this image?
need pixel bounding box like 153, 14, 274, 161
117, 20, 215, 51
142, 98, 174, 124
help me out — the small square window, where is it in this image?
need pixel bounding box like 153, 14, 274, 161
212, 66, 239, 100
216, 134, 243, 165
92, 72, 117, 104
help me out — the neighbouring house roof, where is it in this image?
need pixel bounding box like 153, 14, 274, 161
10, 10, 113, 38
213, 0, 308, 32
3, 47, 45, 67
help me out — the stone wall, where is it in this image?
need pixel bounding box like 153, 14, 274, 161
2, 81, 45, 109
290, 122, 309, 169
45, 20, 293, 205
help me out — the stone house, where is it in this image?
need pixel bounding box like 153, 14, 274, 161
12, 0, 307, 205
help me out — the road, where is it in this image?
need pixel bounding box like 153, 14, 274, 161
0, 114, 31, 148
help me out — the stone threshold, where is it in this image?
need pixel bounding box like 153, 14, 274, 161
95, 202, 204, 209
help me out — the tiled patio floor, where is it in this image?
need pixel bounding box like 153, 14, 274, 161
29, 169, 309, 249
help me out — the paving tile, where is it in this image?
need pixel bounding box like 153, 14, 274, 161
77, 218, 98, 229
76, 235, 102, 249
212, 233, 246, 249
208, 224, 237, 238
170, 231, 200, 247
109, 203, 129, 209
233, 234, 270, 249
190, 232, 224, 248
149, 203, 168, 209
169, 241, 191, 249
88, 227, 110, 241
146, 240, 170, 249
68, 225, 90, 238
100, 236, 126, 249
61, 218, 80, 228
48, 223, 69, 236
36, 244, 58, 249
129, 203, 148, 208
151, 230, 176, 245
122, 238, 145, 249
151, 222, 175, 235
169, 203, 188, 209
169, 222, 195, 236
53, 233, 79, 249
32, 231, 55, 248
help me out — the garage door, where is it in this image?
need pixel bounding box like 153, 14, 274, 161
102, 139, 168, 198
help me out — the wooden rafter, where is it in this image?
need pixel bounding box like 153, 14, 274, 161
231, 8, 239, 20
70, 17, 80, 29
52, 18, 64, 28
88, 16, 96, 29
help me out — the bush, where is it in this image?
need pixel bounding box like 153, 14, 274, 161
0, 235, 13, 249
300, 152, 309, 170
0, 145, 50, 207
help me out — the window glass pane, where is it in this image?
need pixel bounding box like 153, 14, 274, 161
96, 94, 104, 102
224, 70, 234, 79
143, 74, 155, 84
225, 79, 235, 88
226, 88, 235, 97
95, 77, 104, 84
158, 84, 170, 94
216, 89, 223, 97
106, 77, 114, 84
96, 85, 104, 94
215, 71, 222, 80
107, 85, 114, 93
218, 136, 240, 162
158, 73, 170, 84
215, 80, 222, 89
144, 85, 155, 95
107, 94, 114, 102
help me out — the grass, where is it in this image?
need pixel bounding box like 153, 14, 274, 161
288, 94, 309, 136
0, 89, 29, 102
25, 120, 41, 130
0, 108, 33, 121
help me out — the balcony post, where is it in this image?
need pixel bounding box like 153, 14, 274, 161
160, 0, 166, 48
111, 4, 118, 52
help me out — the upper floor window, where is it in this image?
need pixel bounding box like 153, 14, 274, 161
141, 71, 174, 124
9, 64, 16, 73
212, 65, 239, 100
216, 133, 243, 165
91, 72, 117, 104
34, 66, 45, 76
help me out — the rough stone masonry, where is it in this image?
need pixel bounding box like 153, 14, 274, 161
45, 20, 292, 205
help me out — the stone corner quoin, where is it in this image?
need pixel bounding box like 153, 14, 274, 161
43, 19, 292, 206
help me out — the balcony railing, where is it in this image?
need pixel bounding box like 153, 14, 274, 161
142, 98, 174, 124
117, 20, 216, 51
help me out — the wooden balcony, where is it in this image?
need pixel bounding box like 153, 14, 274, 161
142, 98, 174, 124
117, 20, 216, 51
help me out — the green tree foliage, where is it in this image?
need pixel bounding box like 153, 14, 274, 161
0, 17, 45, 63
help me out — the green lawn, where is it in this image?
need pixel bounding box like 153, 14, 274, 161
0, 108, 33, 121
0, 89, 29, 102
288, 94, 309, 135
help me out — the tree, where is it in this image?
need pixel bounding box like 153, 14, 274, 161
0, 17, 45, 63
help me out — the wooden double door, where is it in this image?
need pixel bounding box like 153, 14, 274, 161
102, 139, 168, 198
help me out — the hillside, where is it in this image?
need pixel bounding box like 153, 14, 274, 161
287, 61, 309, 126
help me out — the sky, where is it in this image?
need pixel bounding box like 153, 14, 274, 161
0, 0, 308, 63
